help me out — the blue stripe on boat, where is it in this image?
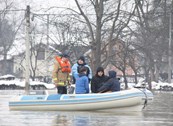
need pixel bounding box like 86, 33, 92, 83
21, 95, 46, 100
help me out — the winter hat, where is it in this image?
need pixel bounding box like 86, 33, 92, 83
60, 52, 69, 58
78, 56, 85, 62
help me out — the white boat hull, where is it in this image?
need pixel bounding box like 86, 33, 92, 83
9, 88, 153, 112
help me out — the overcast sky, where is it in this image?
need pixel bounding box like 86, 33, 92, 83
15, 0, 77, 12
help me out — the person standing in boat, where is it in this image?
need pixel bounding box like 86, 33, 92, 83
74, 66, 89, 94
91, 67, 109, 93
97, 70, 120, 93
52, 53, 71, 94
71, 56, 92, 84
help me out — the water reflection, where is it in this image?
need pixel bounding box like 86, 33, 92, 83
142, 91, 173, 126
52, 113, 91, 126
51, 111, 143, 126
52, 114, 73, 126
73, 115, 89, 126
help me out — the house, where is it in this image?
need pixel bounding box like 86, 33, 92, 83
86, 39, 136, 75
1, 43, 90, 83
84, 38, 138, 83
0, 39, 99, 83
12, 43, 58, 81
107, 39, 136, 76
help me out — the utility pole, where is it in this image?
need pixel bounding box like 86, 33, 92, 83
46, 15, 49, 77
25, 5, 30, 94
168, 1, 173, 83
47, 15, 49, 47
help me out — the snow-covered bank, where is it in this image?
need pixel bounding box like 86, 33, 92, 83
151, 81, 173, 91
0, 79, 55, 89
121, 78, 173, 91
0, 74, 55, 90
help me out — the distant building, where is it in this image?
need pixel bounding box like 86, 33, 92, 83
84, 39, 136, 76
105, 39, 136, 77
12, 43, 58, 80
0, 59, 14, 76
0, 43, 90, 82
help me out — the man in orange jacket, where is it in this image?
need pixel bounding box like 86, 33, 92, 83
52, 53, 71, 94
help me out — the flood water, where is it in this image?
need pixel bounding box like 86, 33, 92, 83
0, 90, 173, 126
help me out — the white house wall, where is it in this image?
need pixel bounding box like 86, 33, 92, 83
13, 50, 57, 78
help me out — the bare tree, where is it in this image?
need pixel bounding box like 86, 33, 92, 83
0, 0, 25, 75
74, 0, 137, 73
130, 0, 173, 87
0, 0, 15, 75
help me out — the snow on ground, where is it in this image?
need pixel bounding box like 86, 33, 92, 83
0, 79, 55, 89
0, 74, 15, 79
0, 79, 56, 89
0, 75, 173, 90
135, 78, 173, 90
0, 74, 56, 89
121, 78, 173, 90
151, 81, 173, 90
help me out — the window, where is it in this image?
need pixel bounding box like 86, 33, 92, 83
37, 49, 45, 60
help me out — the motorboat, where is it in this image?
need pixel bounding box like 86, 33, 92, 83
9, 88, 153, 112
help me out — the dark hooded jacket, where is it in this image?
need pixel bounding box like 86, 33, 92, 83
97, 70, 120, 93
91, 67, 109, 93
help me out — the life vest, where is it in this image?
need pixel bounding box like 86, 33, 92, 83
55, 56, 71, 73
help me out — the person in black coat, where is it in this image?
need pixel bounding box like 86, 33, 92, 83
91, 67, 109, 93
97, 70, 120, 93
